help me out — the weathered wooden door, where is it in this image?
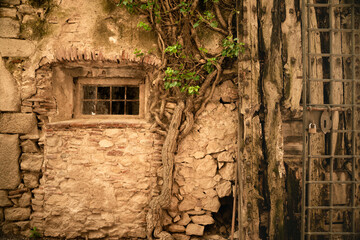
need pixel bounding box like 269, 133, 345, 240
301, 0, 360, 239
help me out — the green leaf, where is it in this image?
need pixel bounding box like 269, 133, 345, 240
199, 47, 208, 53
193, 20, 200, 28
210, 21, 218, 28
137, 21, 151, 31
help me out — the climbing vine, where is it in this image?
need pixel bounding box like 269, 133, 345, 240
115, 0, 243, 239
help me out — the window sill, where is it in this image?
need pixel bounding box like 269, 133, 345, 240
46, 118, 150, 130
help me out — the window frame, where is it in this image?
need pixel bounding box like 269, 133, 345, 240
74, 77, 145, 119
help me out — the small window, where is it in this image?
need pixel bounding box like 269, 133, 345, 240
74, 78, 144, 118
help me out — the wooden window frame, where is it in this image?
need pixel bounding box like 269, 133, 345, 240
74, 77, 145, 119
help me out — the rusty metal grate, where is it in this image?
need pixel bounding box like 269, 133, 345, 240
301, 0, 360, 239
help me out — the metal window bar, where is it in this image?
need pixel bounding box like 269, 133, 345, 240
302, 0, 360, 239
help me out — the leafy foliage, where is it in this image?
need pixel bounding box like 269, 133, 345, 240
164, 67, 200, 95
221, 35, 245, 58
133, 48, 144, 57
29, 227, 41, 239
137, 21, 151, 31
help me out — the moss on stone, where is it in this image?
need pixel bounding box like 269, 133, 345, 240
28, 0, 52, 8
93, 18, 116, 47
102, 0, 117, 13
20, 18, 51, 40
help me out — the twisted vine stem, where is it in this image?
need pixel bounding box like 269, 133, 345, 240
114, 0, 242, 238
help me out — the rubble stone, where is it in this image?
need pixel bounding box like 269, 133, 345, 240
20, 154, 43, 172
23, 173, 39, 188
177, 213, 191, 226
190, 215, 215, 225
0, 190, 12, 207
206, 141, 225, 154
4, 207, 31, 221
168, 224, 186, 233
217, 151, 234, 162
216, 180, 232, 198
173, 233, 191, 240
185, 224, 204, 236
18, 192, 31, 207
0, 113, 37, 134
0, 134, 20, 189
178, 196, 197, 212
20, 140, 39, 153
194, 155, 217, 178
201, 196, 221, 212
219, 163, 236, 181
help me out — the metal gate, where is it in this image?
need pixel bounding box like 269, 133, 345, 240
301, 0, 360, 239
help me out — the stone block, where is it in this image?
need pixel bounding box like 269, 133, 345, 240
0, 0, 20, 6
14, 220, 30, 231
20, 154, 43, 172
17, 4, 35, 14
0, 8, 17, 17
0, 18, 19, 38
18, 192, 31, 207
0, 190, 12, 207
2, 222, 19, 234
4, 207, 31, 221
0, 38, 35, 57
0, 56, 20, 111
0, 134, 20, 189
23, 172, 39, 188
185, 224, 204, 236
190, 215, 215, 225
0, 113, 37, 134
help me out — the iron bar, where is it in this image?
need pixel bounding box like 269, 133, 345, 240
309, 79, 360, 83
306, 180, 360, 184
306, 206, 360, 209
307, 154, 360, 158
351, 0, 357, 236
308, 28, 359, 32
306, 3, 360, 7
305, 232, 360, 235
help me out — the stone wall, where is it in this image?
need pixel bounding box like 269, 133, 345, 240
31, 121, 162, 239
0, 0, 241, 238
163, 81, 238, 239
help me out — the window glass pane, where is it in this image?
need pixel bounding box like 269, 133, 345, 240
112, 87, 125, 100
96, 101, 110, 114
98, 87, 110, 99
83, 85, 96, 99
127, 87, 139, 100
112, 101, 125, 115
83, 101, 95, 115
126, 101, 139, 115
